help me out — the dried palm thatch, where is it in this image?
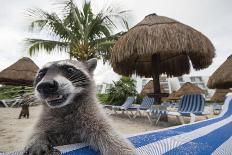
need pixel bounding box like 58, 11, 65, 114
111, 13, 215, 104
211, 89, 232, 102
167, 82, 207, 100
207, 55, 232, 89
111, 14, 215, 77
0, 57, 39, 86
140, 80, 168, 96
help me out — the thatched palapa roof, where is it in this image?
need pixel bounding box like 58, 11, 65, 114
0, 57, 39, 86
140, 80, 167, 96
167, 82, 206, 100
207, 55, 232, 89
211, 89, 232, 102
111, 14, 215, 77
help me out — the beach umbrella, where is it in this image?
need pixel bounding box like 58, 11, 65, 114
211, 89, 232, 102
111, 13, 215, 104
207, 55, 232, 89
0, 57, 39, 86
167, 82, 207, 101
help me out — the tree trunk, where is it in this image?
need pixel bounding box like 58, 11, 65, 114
151, 54, 161, 104
151, 54, 168, 122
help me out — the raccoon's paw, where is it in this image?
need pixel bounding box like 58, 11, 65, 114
23, 144, 61, 155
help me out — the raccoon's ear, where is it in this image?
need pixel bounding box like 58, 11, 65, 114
86, 58, 97, 72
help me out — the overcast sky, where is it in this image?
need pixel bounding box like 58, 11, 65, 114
0, 0, 231, 84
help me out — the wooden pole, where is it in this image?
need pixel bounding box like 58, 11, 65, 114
152, 54, 161, 104
152, 54, 168, 122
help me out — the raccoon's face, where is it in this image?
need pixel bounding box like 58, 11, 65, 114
34, 58, 97, 108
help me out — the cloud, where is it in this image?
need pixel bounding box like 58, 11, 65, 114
0, 0, 231, 84
94, 60, 120, 84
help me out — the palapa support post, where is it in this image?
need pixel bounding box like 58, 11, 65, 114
152, 54, 168, 122
151, 54, 161, 104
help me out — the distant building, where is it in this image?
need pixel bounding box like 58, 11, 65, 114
96, 82, 113, 94
169, 75, 214, 99
132, 75, 172, 94
96, 75, 214, 99
170, 76, 208, 90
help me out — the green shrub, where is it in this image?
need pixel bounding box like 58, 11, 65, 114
0, 85, 33, 100
135, 94, 143, 105
100, 76, 138, 106
97, 93, 109, 104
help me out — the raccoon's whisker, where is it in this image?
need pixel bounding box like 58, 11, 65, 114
72, 81, 86, 84
77, 81, 86, 84
73, 81, 87, 84
68, 76, 78, 81
68, 74, 76, 78
71, 79, 86, 83
72, 75, 86, 79
72, 82, 87, 85
72, 78, 86, 81
71, 76, 85, 80
69, 75, 86, 81
68, 74, 83, 80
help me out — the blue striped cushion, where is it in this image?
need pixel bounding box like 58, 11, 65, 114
126, 96, 154, 110
178, 94, 205, 115
113, 96, 135, 109
148, 109, 167, 115
122, 96, 135, 108
139, 96, 154, 109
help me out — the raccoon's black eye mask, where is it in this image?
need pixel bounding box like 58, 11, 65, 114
34, 64, 88, 87
34, 68, 48, 85
60, 65, 83, 77
60, 65, 88, 86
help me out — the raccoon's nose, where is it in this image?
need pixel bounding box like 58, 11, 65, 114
37, 80, 58, 94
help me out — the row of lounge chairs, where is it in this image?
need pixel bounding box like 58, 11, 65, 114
105, 94, 209, 125
0, 97, 23, 108
112, 96, 154, 119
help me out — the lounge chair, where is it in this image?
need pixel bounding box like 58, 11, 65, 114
0, 97, 22, 108
167, 94, 208, 124
111, 96, 135, 117
128, 96, 154, 119
0, 100, 8, 107
146, 102, 171, 125
10, 96, 24, 107
5, 95, 232, 154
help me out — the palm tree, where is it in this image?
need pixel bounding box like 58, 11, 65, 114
26, 0, 129, 61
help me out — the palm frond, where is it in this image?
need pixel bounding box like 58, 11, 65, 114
63, 0, 83, 37
28, 8, 75, 41
25, 38, 69, 56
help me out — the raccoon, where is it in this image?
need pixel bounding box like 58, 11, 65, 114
24, 58, 136, 155
18, 104, 29, 119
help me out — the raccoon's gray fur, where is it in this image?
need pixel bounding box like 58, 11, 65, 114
24, 58, 136, 155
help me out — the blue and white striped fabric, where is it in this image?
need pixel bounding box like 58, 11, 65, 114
147, 109, 167, 115
129, 96, 154, 110
146, 102, 171, 115
178, 94, 205, 115
112, 96, 135, 110
138, 96, 154, 110
3, 96, 232, 155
